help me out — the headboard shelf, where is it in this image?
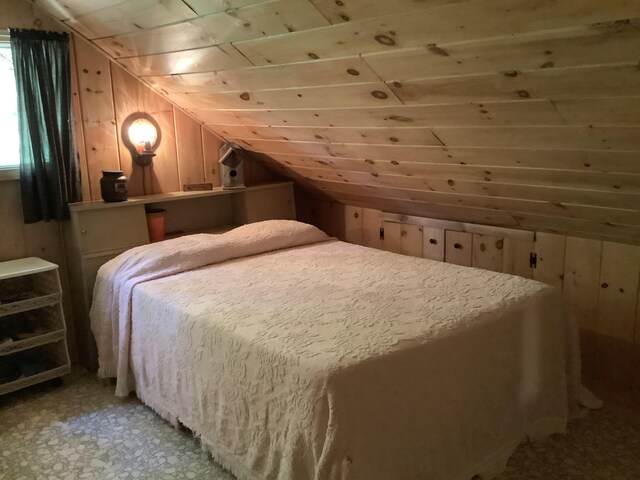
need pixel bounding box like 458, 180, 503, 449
63, 181, 295, 369
69, 182, 293, 212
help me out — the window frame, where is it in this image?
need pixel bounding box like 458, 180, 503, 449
0, 29, 20, 181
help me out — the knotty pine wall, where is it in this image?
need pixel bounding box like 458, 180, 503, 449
297, 192, 640, 404
32, 0, 640, 245
0, 0, 278, 361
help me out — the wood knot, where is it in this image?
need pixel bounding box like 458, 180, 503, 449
365, 159, 375, 164
426, 43, 449, 56
308, 53, 319, 59
601, 283, 608, 288
502, 70, 518, 77
239, 92, 250, 101
495, 239, 503, 250
447, 179, 455, 186
374, 34, 396, 46
346, 68, 360, 76
340, 14, 350, 21
389, 137, 399, 143
371, 90, 388, 99
479, 243, 486, 252
516, 90, 530, 98
354, 212, 359, 218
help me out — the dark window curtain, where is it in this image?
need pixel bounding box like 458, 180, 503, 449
9, 29, 80, 223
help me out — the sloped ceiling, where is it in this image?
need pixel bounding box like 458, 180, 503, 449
33, 0, 640, 244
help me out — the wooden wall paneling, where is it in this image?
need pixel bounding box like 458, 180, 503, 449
278, 161, 640, 225
111, 62, 180, 195
174, 108, 206, 188
344, 205, 364, 245
233, 139, 640, 174
533, 232, 566, 289
195, 99, 566, 127
63, 0, 197, 39
400, 223, 423, 257
330, 190, 640, 245
363, 22, 640, 82
502, 238, 534, 278
117, 44, 253, 77
147, 57, 380, 93
265, 158, 640, 197
471, 234, 503, 272
422, 227, 445, 262
216, 125, 444, 147
184, 0, 266, 16
202, 127, 224, 187
171, 82, 402, 110
310, 177, 640, 219
73, 38, 121, 201
361, 207, 383, 249
34, 0, 123, 20
388, 64, 640, 105
445, 230, 472, 266
0, 182, 26, 261
309, 0, 464, 24
69, 35, 91, 202
554, 97, 640, 127
233, 0, 640, 65
563, 236, 602, 332
594, 243, 640, 390
110, 61, 148, 196
430, 126, 640, 152
96, 0, 330, 58
596, 243, 640, 342
382, 221, 402, 254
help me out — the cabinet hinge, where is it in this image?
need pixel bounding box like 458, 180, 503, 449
530, 252, 538, 269
379, 227, 385, 240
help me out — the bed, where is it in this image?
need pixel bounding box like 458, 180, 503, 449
91, 220, 586, 480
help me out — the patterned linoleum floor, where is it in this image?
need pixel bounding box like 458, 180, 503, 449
1, 373, 639, 480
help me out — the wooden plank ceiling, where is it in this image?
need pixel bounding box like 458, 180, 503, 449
35, 0, 640, 244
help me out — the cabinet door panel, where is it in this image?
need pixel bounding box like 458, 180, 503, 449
445, 231, 472, 266
76, 206, 149, 254
472, 234, 503, 272
422, 227, 445, 262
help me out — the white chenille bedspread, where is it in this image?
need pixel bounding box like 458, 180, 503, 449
92, 220, 583, 480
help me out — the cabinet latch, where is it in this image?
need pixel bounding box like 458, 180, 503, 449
530, 252, 537, 269
379, 227, 384, 240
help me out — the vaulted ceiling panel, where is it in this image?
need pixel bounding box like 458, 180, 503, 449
34, 0, 640, 244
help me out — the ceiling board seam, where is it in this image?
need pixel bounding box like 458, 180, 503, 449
89, 0, 282, 42
228, 138, 640, 156
189, 95, 640, 112
277, 163, 640, 195
304, 178, 640, 215
358, 53, 406, 105
228, 42, 258, 67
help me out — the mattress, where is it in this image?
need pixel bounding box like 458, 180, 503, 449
91, 220, 580, 480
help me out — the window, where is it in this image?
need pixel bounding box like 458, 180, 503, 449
0, 33, 19, 170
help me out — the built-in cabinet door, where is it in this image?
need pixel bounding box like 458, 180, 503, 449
344, 206, 363, 245
472, 234, 503, 272
445, 231, 472, 266
75, 206, 149, 255
382, 221, 402, 254
422, 227, 445, 262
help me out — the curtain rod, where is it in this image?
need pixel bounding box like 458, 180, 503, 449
8, 28, 68, 40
